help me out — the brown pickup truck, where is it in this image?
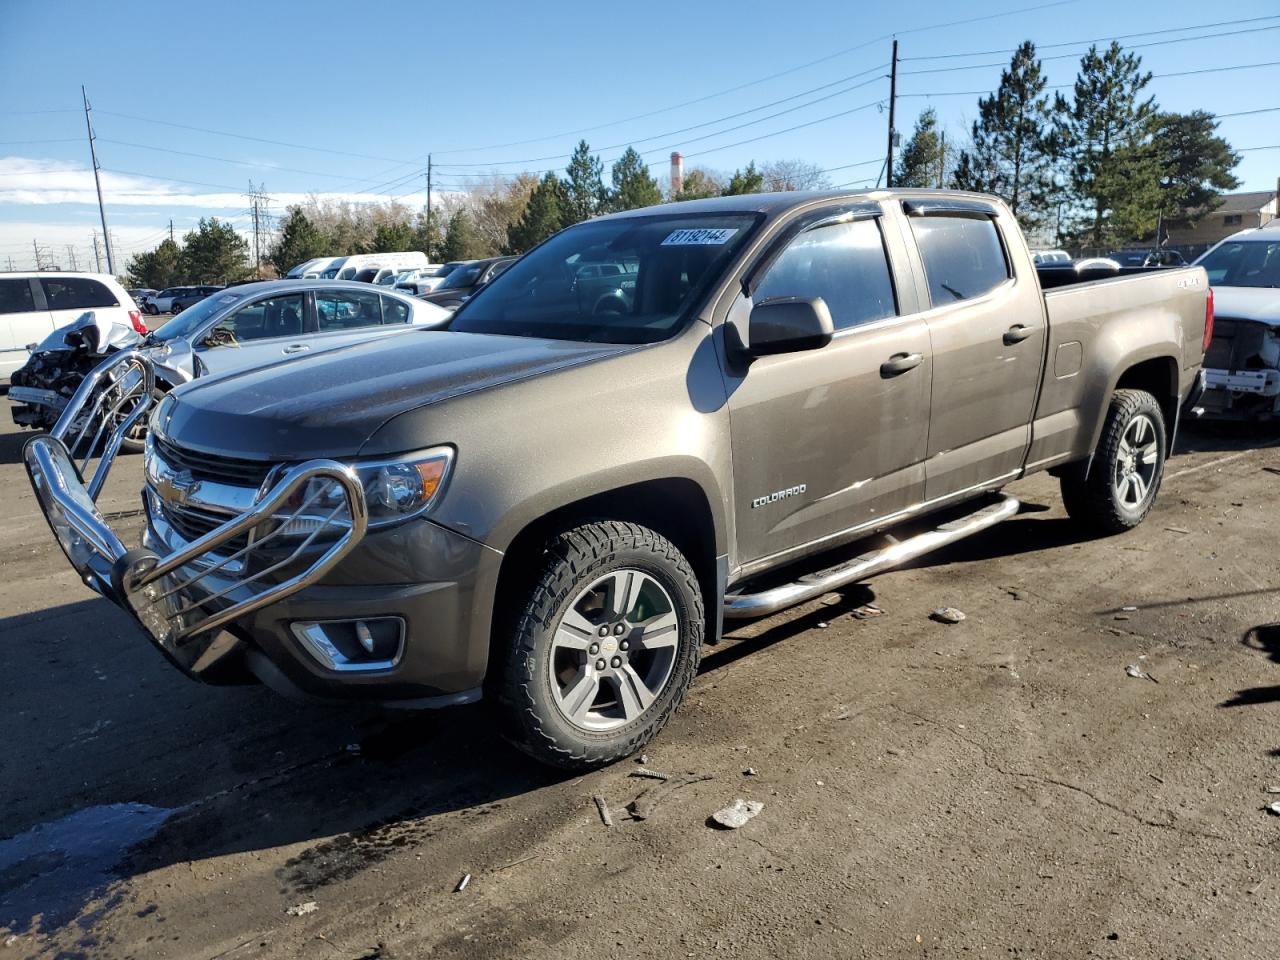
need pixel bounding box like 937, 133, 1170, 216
26, 189, 1211, 769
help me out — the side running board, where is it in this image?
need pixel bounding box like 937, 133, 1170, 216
723, 495, 1020, 619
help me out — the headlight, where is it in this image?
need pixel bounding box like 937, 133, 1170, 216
279, 447, 453, 534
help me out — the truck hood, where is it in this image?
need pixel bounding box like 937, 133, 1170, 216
157, 330, 629, 459
1213, 287, 1280, 327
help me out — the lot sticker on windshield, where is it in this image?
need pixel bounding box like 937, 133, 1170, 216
661, 227, 739, 246
215, 295, 239, 305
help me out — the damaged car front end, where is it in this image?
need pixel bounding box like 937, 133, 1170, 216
1195, 231, 1280, 419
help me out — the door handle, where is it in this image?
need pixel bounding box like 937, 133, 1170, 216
880, 352, 923, 377
283, 344, 310, 354
1003, 324, 1033, 345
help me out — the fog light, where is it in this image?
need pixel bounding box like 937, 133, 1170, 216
291, 617, 405, 672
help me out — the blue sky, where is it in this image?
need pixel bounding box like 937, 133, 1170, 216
1, 0, 1277, 271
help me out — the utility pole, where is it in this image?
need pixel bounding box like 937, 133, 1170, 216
169, 218, 174, 243
6, 256, 13, 272
885, 39, 898, 189
91, 232, 102, 272
425, 154, 433, 261
937, 130, 946, 189
32, 239, 41, 271
82, 85, 115, 275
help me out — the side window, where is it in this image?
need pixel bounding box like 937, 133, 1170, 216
908, 215, 1010, 306
0, 278, 37, 314
41, 277, 119, 310
316, 289, 383, 331
380, 295, 410, 325
203, 294, 304, 347
753, 218, 898, 331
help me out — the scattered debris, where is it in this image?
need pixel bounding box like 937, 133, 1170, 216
710, 798, 764, 829
743, 767, 758, 776
816, 621, 830, 629
629, 768, 670, 781
593, 794, 613, 827
1262, 466, 1280, 477
820, 593, 843, 606
455, 873, 471, 892
930, 607, 966, 624
1106, 932, 1120, 941
1265, 801, 1280, 817
3, 936, 18, 948
850, 604, 885, 620
1113, 614, 1131, 621
628, 773, 715, 821
1124, 664, 1158, 682
1265, 785, 1280, 795
286, 901, 318, 917
1122, 605, 1138, 612
637, 754, 649, 765
1149, 774, 1165, 784
1164, 526, 1191, 535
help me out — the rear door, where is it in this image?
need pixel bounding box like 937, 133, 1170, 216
899, 201, 1045, 501
0, 278, 52, 379
40, 276, 124, 332
725, 205, 932, 568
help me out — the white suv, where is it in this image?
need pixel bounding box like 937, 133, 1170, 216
0, 273, 144, 384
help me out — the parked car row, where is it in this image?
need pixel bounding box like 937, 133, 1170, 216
21, 188, 1214, 773
138, 284, 225, 316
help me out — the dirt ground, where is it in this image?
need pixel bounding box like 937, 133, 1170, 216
2, 413, 1279, 960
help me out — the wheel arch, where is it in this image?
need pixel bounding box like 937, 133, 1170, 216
485, 475, 722, 689
1082, 353, 1180, 475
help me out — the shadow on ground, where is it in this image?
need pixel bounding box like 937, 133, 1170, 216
0, 598, 562, 937
1221, 623, 1280, 710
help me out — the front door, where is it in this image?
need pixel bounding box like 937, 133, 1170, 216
725, 212, 932, 569
900, 208, 1045, 501
193, 291, 309, 377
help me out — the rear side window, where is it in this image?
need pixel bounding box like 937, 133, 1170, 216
41, 277, 119, 310
908, 215, 1010, 306
754, 218, 898, 331
0, 278, 36, 314
381, 295, 410, 324
316, 289, 384, 330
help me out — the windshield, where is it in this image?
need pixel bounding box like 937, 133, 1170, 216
149, 290, 246, 341
449, 213, 759, 344
1197, 239, 1280, 288
438, 263, 482, 290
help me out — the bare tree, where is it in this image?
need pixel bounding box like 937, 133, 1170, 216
761, 159, 831, 192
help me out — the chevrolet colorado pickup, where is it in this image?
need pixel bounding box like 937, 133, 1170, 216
26, 190, 1212, 769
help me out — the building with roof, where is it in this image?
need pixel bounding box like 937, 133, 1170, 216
1166, 189, 1277, 257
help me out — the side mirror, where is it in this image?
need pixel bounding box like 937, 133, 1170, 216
747, 297, 834, 357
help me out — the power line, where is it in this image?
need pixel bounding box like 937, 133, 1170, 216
899, 13, 1280, 61
426, 0, 1084, 158
898, 24, 1280, 76
97, 138, 362, 180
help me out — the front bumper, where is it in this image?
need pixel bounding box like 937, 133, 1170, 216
24, 350, 499, 706
1201, 367, 1280, 418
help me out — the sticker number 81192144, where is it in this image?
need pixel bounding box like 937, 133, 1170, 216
661, 228, 740, 246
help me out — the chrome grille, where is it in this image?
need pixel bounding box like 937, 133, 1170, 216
154, 435, 276, 488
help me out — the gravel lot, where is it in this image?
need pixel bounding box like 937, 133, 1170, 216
2, 413, 1279, 959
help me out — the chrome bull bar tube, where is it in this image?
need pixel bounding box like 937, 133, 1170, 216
24, 348, 371, 672
51, 348, 156, 501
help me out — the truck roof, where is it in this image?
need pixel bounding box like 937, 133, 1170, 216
602, 188, 1002, 220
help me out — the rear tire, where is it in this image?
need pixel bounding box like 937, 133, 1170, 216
498, 521, 703, 770
1060, 388, 1167, 534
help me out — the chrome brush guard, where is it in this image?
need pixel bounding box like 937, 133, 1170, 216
24, 349, 369, 671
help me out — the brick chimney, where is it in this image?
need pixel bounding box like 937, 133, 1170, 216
670, 152, 684, 196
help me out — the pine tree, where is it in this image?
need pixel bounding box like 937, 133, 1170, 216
268, 208, 327, 276
369, 220, 414, 253
506, 172, 568, 253
1054, 41, 1158, 249
179, 217, 250, 284
953, 42, 1054, 230
562, 140, 607, 224
672, 168, 723, 201
1152, 111, 1241, 222
126, 238, 184, 289
609, 147, 662, 211
440, 210, 485, 261
896, 109, 944, 188
723, 162, 764, 195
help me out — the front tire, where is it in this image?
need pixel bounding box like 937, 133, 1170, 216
1060, 388, 1167, 533
498, 521, 704, 770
